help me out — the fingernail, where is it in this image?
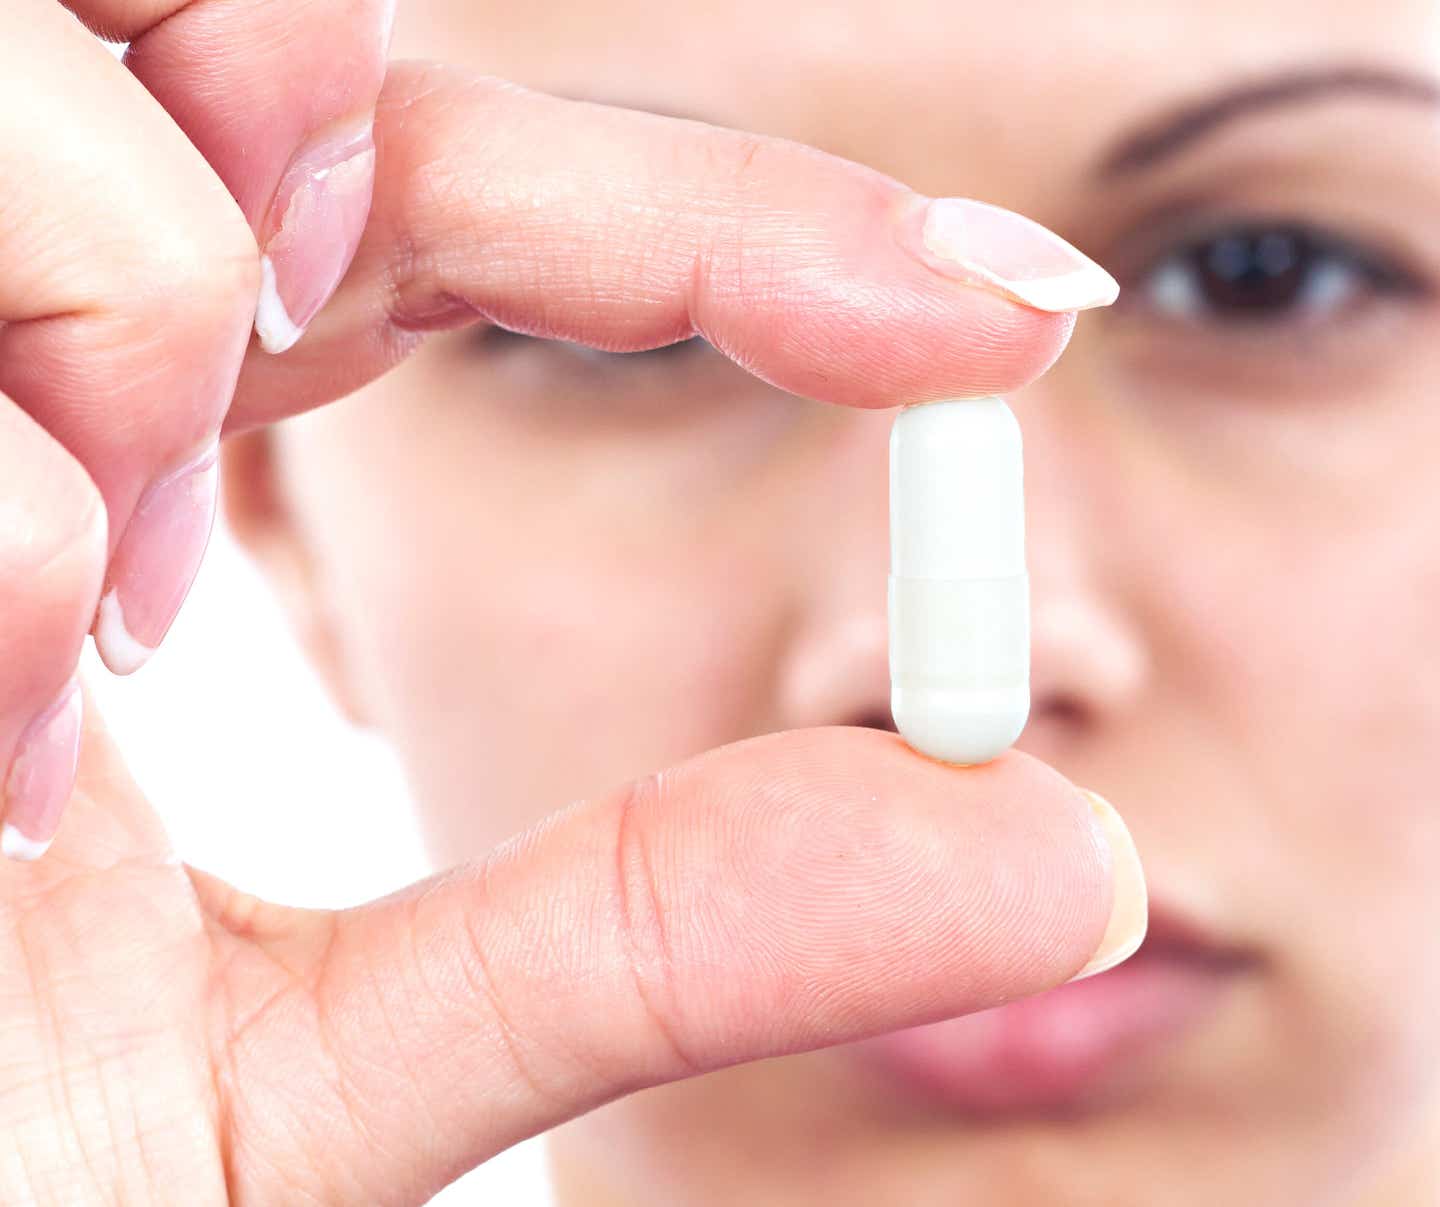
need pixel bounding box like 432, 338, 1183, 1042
908, 197, 1119, 313
2, 680, 82, 862
255, 116, 377, 354
1067, 788, 1148, 982
93, 442, 219, 675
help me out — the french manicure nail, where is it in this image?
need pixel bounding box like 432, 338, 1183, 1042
1067, 788, 1148, 982
93, 442, 219, 675
909, 196, 1120, 313
2, 680, 82, 862
255, 117, 377, 354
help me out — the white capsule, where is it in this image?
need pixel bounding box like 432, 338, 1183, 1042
889, 397, 1029, 764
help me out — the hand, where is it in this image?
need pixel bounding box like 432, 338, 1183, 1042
0, 19, 1140, 1204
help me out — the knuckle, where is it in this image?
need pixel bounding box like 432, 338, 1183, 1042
0, 449, 106, 679
721, 131, 772, 192
374, 69, 522, 330
443, 874, 563, 1106
690, 129, 800, 313
609, 772, 701, 1076
1, 458, 107, 589
134, 204, 261, 336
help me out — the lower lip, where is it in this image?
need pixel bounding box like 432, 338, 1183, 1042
851, 948, 1238, 1115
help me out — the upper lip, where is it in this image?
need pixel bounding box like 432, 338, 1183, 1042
1132, 894, 1261, 972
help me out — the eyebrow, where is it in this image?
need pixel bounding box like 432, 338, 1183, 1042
1099, 64, 1440, 177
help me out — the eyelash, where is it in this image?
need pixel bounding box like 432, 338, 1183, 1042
478, 326, 707, 363
1131, 220, 1427, 326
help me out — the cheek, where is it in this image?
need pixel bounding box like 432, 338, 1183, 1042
1258, 504, 1440, 1049
300, 394, 798, 848
1127, 449, 1440, 1127
411, 524, 788, 779
1186, 501, 1440, 765
1157, 462, 1440, 885
1114, 394, 1440, 817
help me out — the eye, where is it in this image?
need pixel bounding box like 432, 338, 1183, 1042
1137, 223, 1420, 324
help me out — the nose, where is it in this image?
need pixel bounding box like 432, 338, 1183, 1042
1014, 387, 1149, 758
774, 407, 896, 734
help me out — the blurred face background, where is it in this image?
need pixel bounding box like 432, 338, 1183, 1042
222, 0, 1440, 1202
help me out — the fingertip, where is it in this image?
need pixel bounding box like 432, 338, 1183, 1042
1, 823, 54, 863
667, 728, 1114, 995
695, 183, 1088, 408
254, 256, 306, 355
0, 678, 82, 863
92, 589, 156, 676
898, 193, 1120, 314
1066, 789, 1149, 981
255, 117, 377, 357
89, 441, 220, 676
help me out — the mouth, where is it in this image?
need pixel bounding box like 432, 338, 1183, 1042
848, 898, 1259, 1116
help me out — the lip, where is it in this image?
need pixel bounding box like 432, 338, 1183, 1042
849, 900, 1257, 1116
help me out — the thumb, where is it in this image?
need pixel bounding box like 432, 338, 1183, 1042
238, 727, 1144, 1203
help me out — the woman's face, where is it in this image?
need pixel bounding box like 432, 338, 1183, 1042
231, 0, 1440, 1201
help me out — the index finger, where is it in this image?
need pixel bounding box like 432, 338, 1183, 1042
231, 64, 1118, 423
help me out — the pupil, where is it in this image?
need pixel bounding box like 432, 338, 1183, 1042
1195, 228, 1309, 314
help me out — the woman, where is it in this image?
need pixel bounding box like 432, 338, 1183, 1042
2, 0, 1438, 1202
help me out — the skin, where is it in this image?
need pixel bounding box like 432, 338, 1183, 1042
221, 0, 1440, 1203
0, 0, 1435, 1202
2, 1, 1136, 1203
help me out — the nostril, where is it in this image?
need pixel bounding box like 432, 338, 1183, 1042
1028, 596, 1150, 738
1031, 692, 1088, 729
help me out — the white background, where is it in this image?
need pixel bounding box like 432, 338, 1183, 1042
84, 516, 555, 1206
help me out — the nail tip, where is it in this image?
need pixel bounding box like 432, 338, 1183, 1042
1003, 270, 1121, 314
2, 823, 53, 862
255, 257, 306, 355
918, 196, 1120, 314
1070, 787, 1149, 984
94, 590, 157, 676
1067, 923, 1148, 983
